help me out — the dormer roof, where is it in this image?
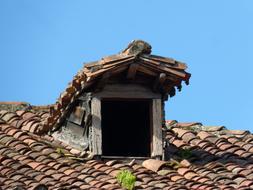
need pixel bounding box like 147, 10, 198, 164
39, 40, 190, 133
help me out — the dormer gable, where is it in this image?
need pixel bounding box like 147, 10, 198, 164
42, 40, 191, 160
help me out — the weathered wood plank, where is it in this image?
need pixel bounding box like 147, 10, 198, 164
86, 57, 134, 77
95, 72, 111, 92
94, 84, 161, 99
140, 57, 187, 78
53, 122, 89, 150
85, 55, 133, 69
102, 56, 134, 69
152, 99, 163, 157
139, 62, 182, 83
127, 63, 138, 80
141, 54, 187, 70
91, 97, 102, 155
110, 65, 130, 75
138, 64, 157, 76
101, 54, 134, 64
68, 106, 85, 125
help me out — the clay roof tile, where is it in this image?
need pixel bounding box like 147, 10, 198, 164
1, 42, 253, 189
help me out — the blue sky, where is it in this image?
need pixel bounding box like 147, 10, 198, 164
0, 1, 252, 131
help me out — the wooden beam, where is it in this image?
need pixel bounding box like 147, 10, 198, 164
110, 65, 130, 75
140, 57, 187, 78
153, 73, 166, 92
94, 84, 161, 99
126, 63, 138, 80
95, 72, 111, 92
91, 97, 102, 156
138, 64, 157, 77
151, 99, 163, 158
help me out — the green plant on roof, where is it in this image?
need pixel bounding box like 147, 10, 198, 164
166, 159, 182, 169
116, 170, 136, 190
56, 147, 64, 155
179, 147, 193, 159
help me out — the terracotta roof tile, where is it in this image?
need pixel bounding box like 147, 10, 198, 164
1, 47, 253, 189
142, 159, 167, 172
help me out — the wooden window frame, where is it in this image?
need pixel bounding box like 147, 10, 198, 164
91, 84, 163, 159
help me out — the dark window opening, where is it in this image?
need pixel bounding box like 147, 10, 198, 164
101, 99, 151, 157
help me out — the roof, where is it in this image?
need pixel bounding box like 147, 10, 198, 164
1, 106, 253, 189
41, 40, 190, 133
5, 40, 189, 136
2, 40, 252, 190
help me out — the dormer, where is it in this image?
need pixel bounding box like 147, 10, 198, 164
46, 40, 191, 160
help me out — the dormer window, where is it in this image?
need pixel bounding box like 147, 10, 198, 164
50, 40, 191, 160
91, 84, 162, 159
101, 99, 151, 157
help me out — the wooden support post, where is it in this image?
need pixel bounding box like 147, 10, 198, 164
151, 99, 163, 158
95, 72, 111, 92
91, 97, 102, 156
127, 63, 138, 80
153, 73, 166, 92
